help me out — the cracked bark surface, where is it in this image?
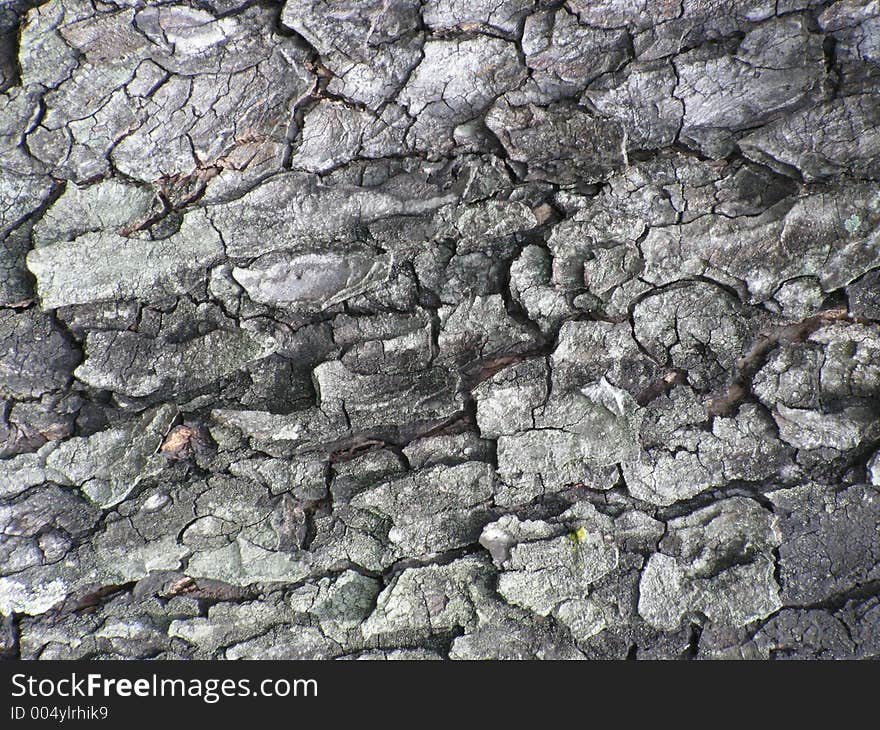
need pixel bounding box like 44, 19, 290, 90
1, 0, 879, 661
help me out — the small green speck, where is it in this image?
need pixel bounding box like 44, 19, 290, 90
568, 526, 588, 545
844, 214, 861, 235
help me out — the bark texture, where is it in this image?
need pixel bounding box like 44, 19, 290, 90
1, 0, 879, 660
